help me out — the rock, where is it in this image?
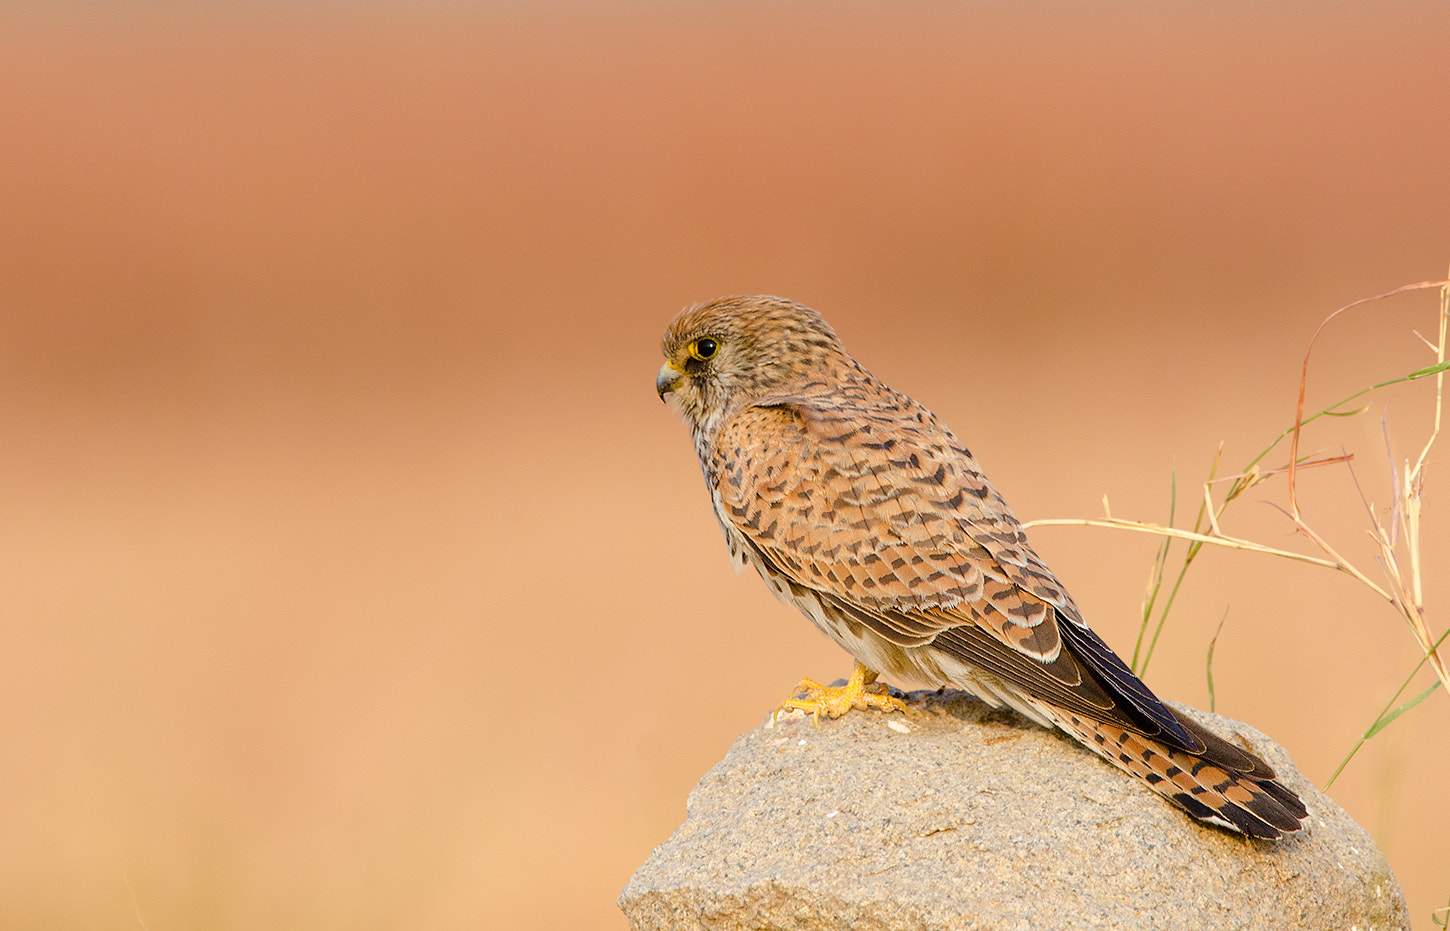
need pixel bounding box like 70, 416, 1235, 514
620, 690, 1406, 931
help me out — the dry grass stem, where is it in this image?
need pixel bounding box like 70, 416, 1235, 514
1278, 277, 1450, 698
1022, 516, 1346, 573
1026, 273, 1450, 783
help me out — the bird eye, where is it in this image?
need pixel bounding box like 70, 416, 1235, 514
689, 338, 718, 361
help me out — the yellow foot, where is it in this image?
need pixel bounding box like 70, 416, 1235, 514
777, 661, 907, 724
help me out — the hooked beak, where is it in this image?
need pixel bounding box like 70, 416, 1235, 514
656, 360, 683, 401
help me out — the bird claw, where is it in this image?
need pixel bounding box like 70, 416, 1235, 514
776, 661, 906, 724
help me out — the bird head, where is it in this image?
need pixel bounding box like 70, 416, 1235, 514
657, 295, 846, 440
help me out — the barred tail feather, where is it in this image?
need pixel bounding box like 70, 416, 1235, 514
1048, 705, 1308, 839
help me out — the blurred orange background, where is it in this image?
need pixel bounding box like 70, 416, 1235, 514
1, 3, 1447, 928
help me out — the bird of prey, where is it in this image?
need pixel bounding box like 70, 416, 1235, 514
656, 294, 1306, 838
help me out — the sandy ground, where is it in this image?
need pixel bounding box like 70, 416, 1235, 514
1, 3, 1447, 928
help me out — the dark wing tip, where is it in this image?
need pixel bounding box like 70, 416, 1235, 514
1055, 612, 1197, 747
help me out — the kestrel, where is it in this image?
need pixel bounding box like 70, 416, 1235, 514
656, 295, 1307, 838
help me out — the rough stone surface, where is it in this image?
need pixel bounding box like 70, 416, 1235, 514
620, 690, 1406, 931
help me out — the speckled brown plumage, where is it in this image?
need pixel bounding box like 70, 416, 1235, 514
657, 295, 1307, 839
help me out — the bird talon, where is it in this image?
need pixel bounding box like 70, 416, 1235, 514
777, 661, 905, 722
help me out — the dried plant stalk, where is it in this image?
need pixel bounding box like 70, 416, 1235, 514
1024, 273, 1450, 780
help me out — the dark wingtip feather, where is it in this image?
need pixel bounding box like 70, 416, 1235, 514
1175, 715, 1279, 780
1056, 614, 1199, 748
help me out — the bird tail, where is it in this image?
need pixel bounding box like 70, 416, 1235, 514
1047, 705, 1308, 839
